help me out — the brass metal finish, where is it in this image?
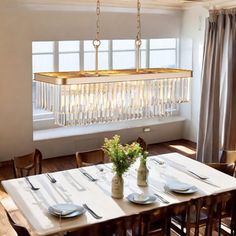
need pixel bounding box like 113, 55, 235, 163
34, 68, 192, 85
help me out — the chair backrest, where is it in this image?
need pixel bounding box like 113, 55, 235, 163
35, 148, 42, 174
221, 150, 236, 163
207, 163, 235, 176
75, 149, 105, 168
140, 205, 169, 236
169, 200, 193, 236
192, 195, 216, 236
171, 191, 236, 236
5, 210, 30, 236
213, 189, 236, 235
104, 213, 141, 236
13, 149, 42, 178
67, 213, 141, 236
136, 137, 147, 152
170, 195, 217, 236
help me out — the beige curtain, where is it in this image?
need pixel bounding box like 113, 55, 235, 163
197, 9, 236, 163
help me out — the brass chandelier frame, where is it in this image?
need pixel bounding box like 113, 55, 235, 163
35, 69, 192, 85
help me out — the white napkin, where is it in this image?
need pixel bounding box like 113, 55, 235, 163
133, 193, 149, 202
166, 180, 193, 191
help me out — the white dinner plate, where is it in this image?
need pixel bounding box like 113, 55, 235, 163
127, 193, 157, 204
165, 185, 198, 194
48, 203, 85, 218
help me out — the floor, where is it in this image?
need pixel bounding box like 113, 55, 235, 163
0, 139, 198, 236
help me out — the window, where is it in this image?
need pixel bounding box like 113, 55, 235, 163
59, 41, 80, 71
32, 38, 178, 76
32, 38, 179, 128
32, 42, 55, 114
32, 42, 54, 74
149, 38, 178, 68
113, 40, 135, 69
84, 40, 109, 70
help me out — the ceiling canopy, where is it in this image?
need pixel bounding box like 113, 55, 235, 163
1, 0, 235, 11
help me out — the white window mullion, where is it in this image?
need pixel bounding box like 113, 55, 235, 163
54, 41, 59, 71
146, 39, 150, 68
109, 40, 113, 70
176, 38, 180, 68
80, 41, 84, 71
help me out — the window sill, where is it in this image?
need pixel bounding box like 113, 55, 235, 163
33, 116, 185, 141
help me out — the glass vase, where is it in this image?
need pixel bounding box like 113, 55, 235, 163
111, 173, 124, 199
137, 160, 148, 186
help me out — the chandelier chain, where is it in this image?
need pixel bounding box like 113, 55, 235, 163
136, 0, 141, 43
96, 0, 100, 41
93, 0, 101, 74
136, 0, 142, 72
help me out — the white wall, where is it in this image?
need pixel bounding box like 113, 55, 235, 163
180, 6, 209, 142
0, 7, 183, 161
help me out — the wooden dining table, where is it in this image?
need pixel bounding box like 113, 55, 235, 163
2, 153, 236, 236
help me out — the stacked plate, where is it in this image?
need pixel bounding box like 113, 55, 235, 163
165, 180, 197, 194
48, 203, 85, 218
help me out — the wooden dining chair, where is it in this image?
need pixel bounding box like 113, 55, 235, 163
221, 150, 236, 177
75, 149, 105, 168
4, 209, 30, 236
136, 137, 148, 152
214, 189, 236, 236
171, 195, 217, 236
171, 190, 236, 236
207, 163, 235, 176
221, 150, 236, 164
67, 213, 141, 236
139, 205, 169, 236
103, 213, 141, 236
13, 149, 42, 178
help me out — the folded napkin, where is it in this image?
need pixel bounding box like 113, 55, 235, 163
166, 180, 193, 191
49, 203, 79, 216
133, 193, 149, 202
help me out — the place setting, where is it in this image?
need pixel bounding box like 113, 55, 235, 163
127, 192, 157, 205
48, 202, 102, 219
48, 203, 85, 218
164, 179, 198, 195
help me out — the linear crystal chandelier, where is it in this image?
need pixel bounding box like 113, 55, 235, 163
34, 0, 192, 126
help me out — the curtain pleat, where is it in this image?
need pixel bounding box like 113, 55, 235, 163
197, 9, 236, 163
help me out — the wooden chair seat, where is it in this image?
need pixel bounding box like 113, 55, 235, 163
171, 195, 216, 236
13, 149, 42, 178
4, 209, 30, 236
214, 190, 236, 235
173, 208, 208, 224
75, 149, 105, 168
171, 190, 236, 236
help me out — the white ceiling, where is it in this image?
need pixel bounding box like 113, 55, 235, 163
1, 0, 236, 11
